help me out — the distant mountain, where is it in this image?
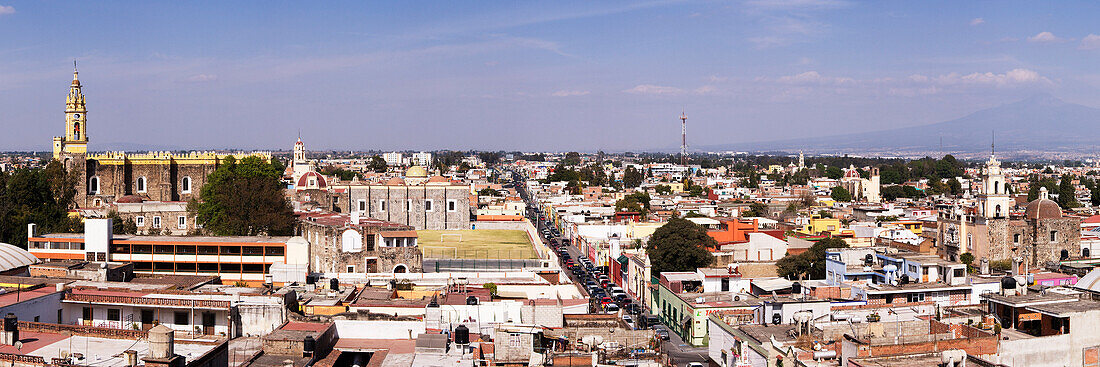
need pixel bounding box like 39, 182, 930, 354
703, 94, 1100, 157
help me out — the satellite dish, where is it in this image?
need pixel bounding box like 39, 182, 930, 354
13, 341, 22, 350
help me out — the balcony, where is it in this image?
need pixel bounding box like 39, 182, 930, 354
63, 293, 230, 309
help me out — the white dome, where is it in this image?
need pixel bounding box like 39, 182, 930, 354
0, 243, 37, 271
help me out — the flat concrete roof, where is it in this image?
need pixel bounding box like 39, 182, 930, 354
1026, 300, 1100, 317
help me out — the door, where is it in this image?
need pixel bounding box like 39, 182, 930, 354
202, 312, 215, 335
140, 310, 155, 331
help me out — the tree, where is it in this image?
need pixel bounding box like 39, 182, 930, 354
622, 166, 643, 188
959, 252, 975, 266
654, 184, 672, 195
946, 178, 962, 196
107, 211, 137, 235
830, 186, 852, 202
824, 166, 843, 179
777, 237, 849, 279
615, 192, 651, 216
368, 155, 387, 173
562, 152, 582, 166
190, 156, 296, 236
742, 202, 768, 218
0, 161, 81, 248
645, 217, 716, 275
1058, 174, 1079, 208
320, 166, 359, 181
798, 191, 817, 208
565, 179, 582, 195
478, 188, 501, 197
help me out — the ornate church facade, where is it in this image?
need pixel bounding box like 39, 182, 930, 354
53, 68, 269, 208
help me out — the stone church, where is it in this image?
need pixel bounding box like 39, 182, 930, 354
937, 153, 1080, 268
52, 68, 269, 208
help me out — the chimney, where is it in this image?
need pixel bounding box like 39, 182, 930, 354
1, 313, 17, 346
144, 325, 184, 367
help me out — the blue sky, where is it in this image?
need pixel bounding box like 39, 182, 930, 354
2, 0, 1100, 152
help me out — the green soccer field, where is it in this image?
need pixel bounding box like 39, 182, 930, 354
417, 229, 537, 259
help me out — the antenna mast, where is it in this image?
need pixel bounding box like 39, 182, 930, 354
679, 109, 687, 165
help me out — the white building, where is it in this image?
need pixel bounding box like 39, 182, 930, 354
383, 152, 403, 166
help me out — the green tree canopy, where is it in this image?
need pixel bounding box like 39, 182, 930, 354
615, 192, 651, 215
190, 156, 296, 236
622, 166, 643, 188
645, 217, 716, 275
830, 186, 852, 202
0, 161, 81, 248
777, 237, 849, 279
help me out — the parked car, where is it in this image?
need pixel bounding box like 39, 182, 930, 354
622, 315, 635, 329
605, 303, 620, 313
645, 315, 660, 328
654, 328, 670, 340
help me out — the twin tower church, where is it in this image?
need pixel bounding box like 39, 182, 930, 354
52, 66, 271, 208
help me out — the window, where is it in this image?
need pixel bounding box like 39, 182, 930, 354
1013, 234, 1021, 244
182, 176, 192, 194
954, 268, 964, 277
136, 216, 145, 227
82, 307, 92, 321
448, 200, 457, 212
152, 216, 162, 228
89, 177, 100, 194
346, 265, 355, 273
379, 200, 386, 212
406, 199, 412, 211
174, 311, 189, 325
358, 199, 367, 212
425, 199, 433, 212
178, 216, 187, 229
1051, 231, 1058, 242
136, 176, 147, 193
907, 293, 925, 303
107, 308, 121, 321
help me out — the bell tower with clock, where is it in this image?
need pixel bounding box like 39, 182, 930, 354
55, 62, 88, 160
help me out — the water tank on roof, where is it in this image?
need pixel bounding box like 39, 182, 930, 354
466, 296, 479, 305
455, 325, 470, 345
1001, 276, 1017, 289
304, 336, 316, 355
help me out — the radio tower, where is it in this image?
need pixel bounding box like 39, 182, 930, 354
679, 109, 688, 165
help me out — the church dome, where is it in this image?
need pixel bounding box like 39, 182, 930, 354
296, 171, 328, 189
406, 166, 429, 178
1025, 188, 1061, 220
385, 177, 406, 186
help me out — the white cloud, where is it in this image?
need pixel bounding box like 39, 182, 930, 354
1027, 31, 1064, 43
186, 74, 218, 82
776, 71, 854, 85
623, 84, 684, 95
0, 5, 14, 15
969, 18, 984, 26
551, 90, 590, 97
931, 69, 1048, 86
1080, 34, 1100, 50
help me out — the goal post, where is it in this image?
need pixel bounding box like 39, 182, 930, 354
440, 233, 462, 243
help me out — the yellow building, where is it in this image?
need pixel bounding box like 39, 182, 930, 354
799, 215, 843, 236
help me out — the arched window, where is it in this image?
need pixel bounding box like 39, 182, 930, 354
995, 204, 1002, 218
73, 122, 81, 140
994, 181, 999, 194
136, 177, 146, 193
89, 176, 99, 194
1084, 247, 1091, 258
341, 229, 362, 253
181, 177, 192, 194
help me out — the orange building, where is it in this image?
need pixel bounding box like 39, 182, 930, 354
706, 218, 762, 246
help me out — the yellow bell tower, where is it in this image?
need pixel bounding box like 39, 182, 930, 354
56, 62, 88, 159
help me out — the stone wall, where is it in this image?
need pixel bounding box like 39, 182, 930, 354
336, 185, 471, 230
79, 158, 217, 207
